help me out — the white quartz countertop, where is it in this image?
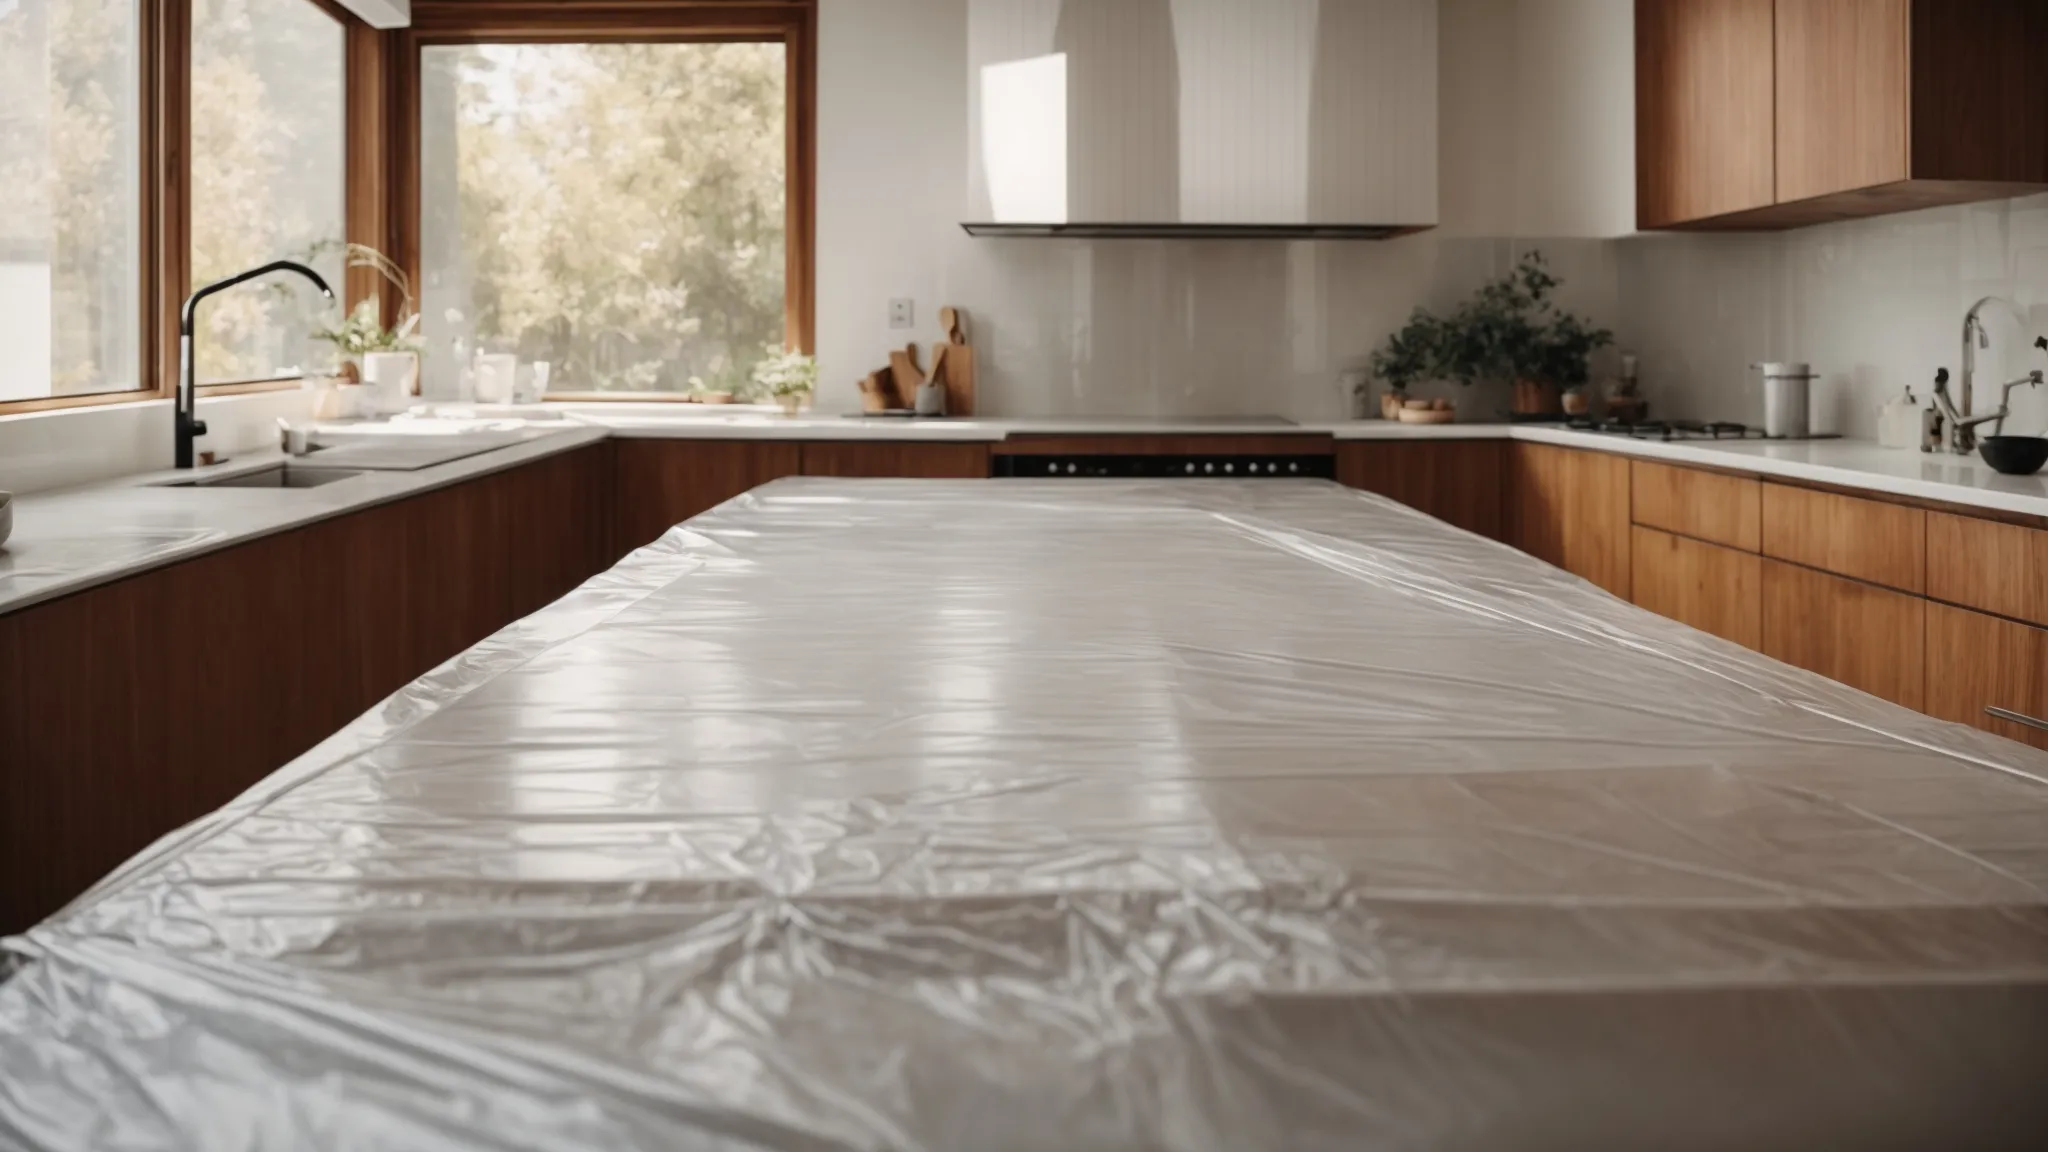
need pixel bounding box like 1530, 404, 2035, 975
6, 409, 2046, 618
0, 427, 609, 616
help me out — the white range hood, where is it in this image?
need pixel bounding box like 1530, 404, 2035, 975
965, 0, 1438, 239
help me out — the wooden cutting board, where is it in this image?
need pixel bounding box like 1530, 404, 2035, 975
935, 341, 974, 416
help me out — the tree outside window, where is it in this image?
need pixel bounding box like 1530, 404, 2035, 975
419, 41, 788, 398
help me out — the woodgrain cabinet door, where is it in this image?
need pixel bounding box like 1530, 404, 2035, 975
1631, 526, 1762, 648
1337, 441, 1505, 540
1761, 483, 1925, 593
800, 442, 991, 478
1635, 0, 1776, 227
1761, 558, 1924, 709
1925, 601, 2048, 751
1774, 0, 1910, 202
614, 440, 803, 552
1509, 443, 1631, 599
1630, 460, 1761, 551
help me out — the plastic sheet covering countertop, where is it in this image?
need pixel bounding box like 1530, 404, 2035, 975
5, 479, 2048, 1151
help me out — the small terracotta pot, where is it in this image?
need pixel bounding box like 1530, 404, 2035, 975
1512, 378, 1562, 416
1379, 390, 1408, 420
1561, 388, 1590, 416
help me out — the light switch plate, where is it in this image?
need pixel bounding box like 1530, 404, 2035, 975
889, 298, 914, 329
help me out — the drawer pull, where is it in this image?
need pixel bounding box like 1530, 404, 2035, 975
1985, 706, 2048, 733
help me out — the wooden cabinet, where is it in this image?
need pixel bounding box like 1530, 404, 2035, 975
1761, 558, 1925, 709
1508, 442, 1631, 598
1631, 526, 1762, 648
1926, 511, 2048, 628
613, 440, 803, 552
1631, 460, 1761, 551
1635, 0, 1776, 227
1761, 483, 1925, 593
1337, 441, 1505, 540
1773, 0, 1910, 203
1925, 601, 2048, 751
1637, 0, 2048, 229
0, 445, 617, 934
801, 442, 991, 478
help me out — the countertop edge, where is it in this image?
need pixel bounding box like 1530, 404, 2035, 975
10, 418, 2048, 618
0, 428, 610, 618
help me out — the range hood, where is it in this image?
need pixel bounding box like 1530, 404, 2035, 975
965, 0, 1438, 240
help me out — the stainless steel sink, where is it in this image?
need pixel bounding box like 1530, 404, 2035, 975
163, 464, 363, 489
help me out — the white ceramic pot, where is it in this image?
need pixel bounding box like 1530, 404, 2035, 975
362, 352, 420, 416
473, 353, 517, 405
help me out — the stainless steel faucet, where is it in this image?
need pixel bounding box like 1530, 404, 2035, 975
1960, 296, 2028, 427
177, 260, 334, 469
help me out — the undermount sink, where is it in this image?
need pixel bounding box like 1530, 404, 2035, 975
162, 464, 363, 489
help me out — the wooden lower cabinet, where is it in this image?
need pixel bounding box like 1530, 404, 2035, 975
801, 442, 991, 478
614, 439, 804, 552
1630, 526, 1762, 648
1508, 442, 1631, 599
1337, 441, 1505, 540
1761, 483, 1925, 593
1924, 601, 2048, 751
0, 445, 617, 934
1760, 558, 1924, 709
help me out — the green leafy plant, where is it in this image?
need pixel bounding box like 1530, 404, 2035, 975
751, 345, 817, 399
308, 243, 422, 361
1434, 251, 1611, 386
1366, 311, 1442, 394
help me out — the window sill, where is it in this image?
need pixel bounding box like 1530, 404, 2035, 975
196, 377, 306, 397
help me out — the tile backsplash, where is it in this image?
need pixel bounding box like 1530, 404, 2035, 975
1616, 193, 2048, 441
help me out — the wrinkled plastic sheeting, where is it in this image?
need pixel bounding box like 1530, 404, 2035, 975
5, 478, 2048, 1151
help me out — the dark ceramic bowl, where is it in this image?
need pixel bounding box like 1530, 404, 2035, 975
1980, 436, 2048, 476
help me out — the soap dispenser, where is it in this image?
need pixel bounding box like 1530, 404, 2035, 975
1878, 386, 1918, 449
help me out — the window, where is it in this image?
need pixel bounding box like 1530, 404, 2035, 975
417, 40, 792, 398
189, 0, 345, 385
0, 0, 142, 403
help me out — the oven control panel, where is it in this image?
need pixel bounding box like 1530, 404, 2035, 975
992, 454, 1336, 479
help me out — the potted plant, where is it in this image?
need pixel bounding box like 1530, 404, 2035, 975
309, 243, 422, 414
1434, 251, 1610, 419
1367, 312, 1442, 419
752, 346, 817, 415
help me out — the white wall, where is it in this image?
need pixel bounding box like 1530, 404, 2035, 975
1616, 193, 2048, 439
816, 0, 1634, 420
0, 390, 314, 494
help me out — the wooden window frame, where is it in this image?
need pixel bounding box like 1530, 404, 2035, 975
0, 0, 380, 416
392, 0, 818, 401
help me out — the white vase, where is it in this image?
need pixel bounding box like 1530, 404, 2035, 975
361, 352, 419, 416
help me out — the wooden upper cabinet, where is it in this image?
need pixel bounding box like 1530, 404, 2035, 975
1634, 0, 1776, 228
1638, 0, 2048, 229
1774, 0, 1909, 203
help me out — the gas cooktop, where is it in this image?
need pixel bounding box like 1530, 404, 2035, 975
1564, 418, 1841, 443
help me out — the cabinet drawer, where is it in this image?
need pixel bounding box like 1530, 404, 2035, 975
1760, 558, 1924, 709
1926, 512, 2048, 628
1761, 483, 1924, 592
1925, 601, 2048, 751
1631, 460, 1761, 551
1631, 526, 1761, 648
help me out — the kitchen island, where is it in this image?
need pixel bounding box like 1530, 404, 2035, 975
4, 479, 2045, 1149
